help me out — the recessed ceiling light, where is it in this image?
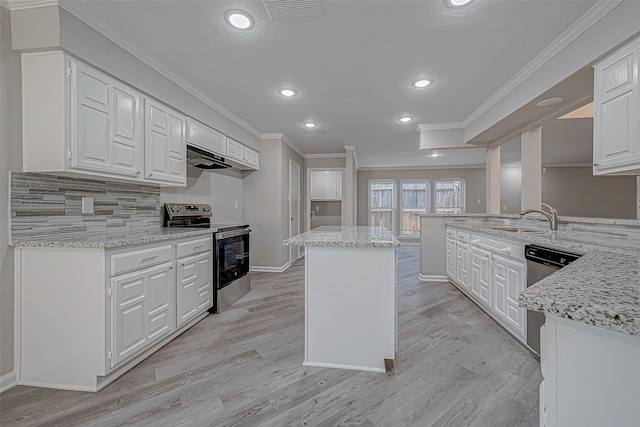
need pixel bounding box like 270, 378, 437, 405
304, 122, 316, 128
278, 88, 297, 97
430, 153, 442, 158
225, 10, 254, 30
412, 78, 432, 88
399, 116, 413, 123
536, 97, 564, 107
447, 0, 474, 7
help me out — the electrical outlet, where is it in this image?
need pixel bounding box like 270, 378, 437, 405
235, 201, 239, 209
82, 197, 94, 214
315, 206, 319, 211
502, 205, 507, 212
476, 199, 481, 204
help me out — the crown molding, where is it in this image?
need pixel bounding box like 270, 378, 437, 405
358, 164, 485, 171
462, 0, 620, 128
304, 153, 346, 159
6, 0, 57, 11
260, 133, 305, 158
0, 0, 9, 9
344, 145, 359, 170
416, 123, 464, 132
58, 0, 262, 140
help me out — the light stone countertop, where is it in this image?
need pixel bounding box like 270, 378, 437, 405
419, 213, 640, 227
11, 227, 214, 249
283, 226, 400, 249
446, 222, 640, 337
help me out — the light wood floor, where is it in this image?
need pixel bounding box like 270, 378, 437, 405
0, 246, 541, 426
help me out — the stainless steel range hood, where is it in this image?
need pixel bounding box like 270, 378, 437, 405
186, 145, 232, 170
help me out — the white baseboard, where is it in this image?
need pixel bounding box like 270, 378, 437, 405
303, 360, 386, 374
250, 262, 292, 273
0, 371, 17, 393
418, 274, 449, 282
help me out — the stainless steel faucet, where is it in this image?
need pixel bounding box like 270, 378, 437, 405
519, 203, 559, 231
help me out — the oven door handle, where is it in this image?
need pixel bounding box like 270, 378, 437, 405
216, 228, 251, 240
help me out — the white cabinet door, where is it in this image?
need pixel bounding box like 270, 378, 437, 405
492, 254, 526, 336
226, 138, 245, 162
310, 170, 343, 200
244, 147, 259, 169
470, 247, 492, 308
456, 241, 470, 290
112, 262, 174, 366
446, 237, 456, 280
593, 37, 640, 175
187, 118, 226, 156
72, 60, 142, 177
176, 251, 213, 327
144, 98, 186, 185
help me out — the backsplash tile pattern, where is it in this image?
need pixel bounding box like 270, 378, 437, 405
10, 172, 162, 240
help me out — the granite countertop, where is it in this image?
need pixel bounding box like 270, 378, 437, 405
446, 223, 639, 256
11, 227, 214, 249
420, 212, 640, 227
283, 226, 401, 249
518, 251, 640, 337
445, 222, 640, 337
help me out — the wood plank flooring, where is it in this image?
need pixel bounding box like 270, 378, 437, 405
0, 245, 541, 426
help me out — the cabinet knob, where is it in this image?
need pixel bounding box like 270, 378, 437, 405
593, 163, 599, 167
136, 171, 141, 176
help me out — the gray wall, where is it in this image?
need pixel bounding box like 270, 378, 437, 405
501, 165, 637, 219
357, 168, 487, 228
244, 138, 304, 269
0, 5, 23, 379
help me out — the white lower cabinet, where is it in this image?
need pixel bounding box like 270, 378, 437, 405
470, 247, 491, 308
112, 261, 175, 366
492, 254, 526, 337
176, 250, 213, 328
16, 234, 213, 392
446, 226, 527, 342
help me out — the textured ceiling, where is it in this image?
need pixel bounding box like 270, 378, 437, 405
63, 0, 598, 168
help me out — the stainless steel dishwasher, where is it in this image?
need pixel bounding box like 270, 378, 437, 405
525, 244, 582, 356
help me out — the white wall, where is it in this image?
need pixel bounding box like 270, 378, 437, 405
0, 5, 23, 379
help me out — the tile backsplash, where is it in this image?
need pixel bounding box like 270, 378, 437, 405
10, 172, 162, 240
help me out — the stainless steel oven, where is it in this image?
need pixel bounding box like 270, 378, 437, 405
213, 225, 251, 313
163, 203, 252, 313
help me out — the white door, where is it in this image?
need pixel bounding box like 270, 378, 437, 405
289, 160, 301, 263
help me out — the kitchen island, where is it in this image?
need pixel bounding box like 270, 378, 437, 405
284, 226, 400, 373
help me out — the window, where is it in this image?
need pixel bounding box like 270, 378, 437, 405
369, 180, 395, 233
400, 180, 430, 236
435, 179, 465, 214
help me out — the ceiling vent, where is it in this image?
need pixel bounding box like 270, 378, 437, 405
263, 0, 324, 20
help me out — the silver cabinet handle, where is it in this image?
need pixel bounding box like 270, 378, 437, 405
193, 245, 204, 250
142, 256, 159, 261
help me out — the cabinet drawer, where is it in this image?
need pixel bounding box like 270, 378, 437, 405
111, 245, 173, 276
456, 231, 470, 243
176, 236, 213, 259
446, 228, 456, 238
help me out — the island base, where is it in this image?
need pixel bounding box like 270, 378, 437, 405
304, 246, 397, 373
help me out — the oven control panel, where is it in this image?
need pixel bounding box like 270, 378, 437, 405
164, 203, 213, 219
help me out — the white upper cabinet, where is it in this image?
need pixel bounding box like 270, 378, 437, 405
226, 138, 245, 162
593, 36, 640, 175
310, 170, 343, 201
72, 60, 142, 177
187, 118, 226, 156
21, 51, 188, 186
144, 98, 187, 185
244, 147, 259, 169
